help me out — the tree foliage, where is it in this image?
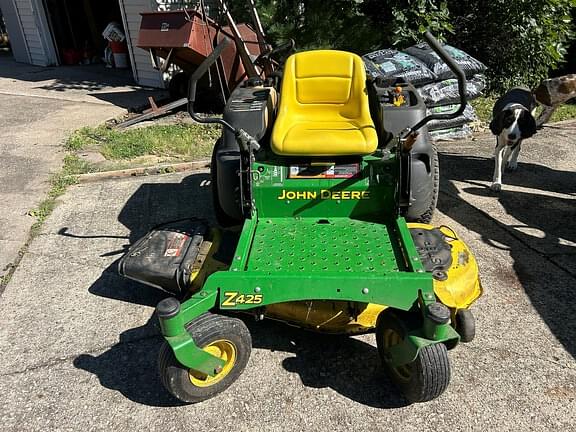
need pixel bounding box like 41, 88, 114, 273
226, 0, 576, 92
229, 0, 381, 53
361, 0, 453, 46
448, 0, 576, 91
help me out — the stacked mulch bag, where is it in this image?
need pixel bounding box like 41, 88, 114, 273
363, 43, 487, 141
363, 49, 437, 86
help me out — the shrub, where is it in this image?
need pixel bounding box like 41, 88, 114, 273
228, 0, 381, 53
448, 0, 576, 92
361, 0, 453, 46
227, 0, 575, 92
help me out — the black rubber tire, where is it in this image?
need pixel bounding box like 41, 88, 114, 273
210, 140, 242, 227
376, 310, 451, 403
188, 66, 226, 113
168, 72, 190, 100
414, 144, 439, 224
455, 309, 476, 343
158, 313, 252, 403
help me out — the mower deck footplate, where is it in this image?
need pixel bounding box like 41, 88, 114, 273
246, 218, 403, 273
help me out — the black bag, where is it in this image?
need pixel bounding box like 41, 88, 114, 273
429, 124, 473, 142
417, 74, 487, 106
404, 44, 487, 80
427, 103, 478, 131
118, 219, 208, 295
363, 49, 437, 86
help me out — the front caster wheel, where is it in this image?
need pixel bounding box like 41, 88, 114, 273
455, 309, 476, 343
376, 310, 451, 403
158, 313, 252, 403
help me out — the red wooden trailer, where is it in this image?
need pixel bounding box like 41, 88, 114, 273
137, 9, 262, 95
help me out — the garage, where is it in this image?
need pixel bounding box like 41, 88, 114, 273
0, 0, 172, 87
42, 0, 123, 66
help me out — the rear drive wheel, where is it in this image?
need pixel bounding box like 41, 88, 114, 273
168, 72, 190, 100
211, 140, 242, 227
455, 309, 476, 343
188, 66, 225, 113
158, 313, 252, 403
376, 310, 450, 403
414, 144, 439, 224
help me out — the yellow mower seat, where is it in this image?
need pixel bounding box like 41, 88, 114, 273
271, 50, 377, 156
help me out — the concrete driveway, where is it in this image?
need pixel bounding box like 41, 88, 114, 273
0, 123, 574, 431
0, 55, 165, 280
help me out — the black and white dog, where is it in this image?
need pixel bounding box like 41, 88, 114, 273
489, 87, 538, 191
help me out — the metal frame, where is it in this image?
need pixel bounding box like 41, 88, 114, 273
158, 153, 459, 373
154, 30, 473, 377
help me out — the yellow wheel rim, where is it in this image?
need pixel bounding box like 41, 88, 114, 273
382, 328, 413, 382
189, 340, 237, 388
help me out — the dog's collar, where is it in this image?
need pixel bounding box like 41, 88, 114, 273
503, 102, 529, 112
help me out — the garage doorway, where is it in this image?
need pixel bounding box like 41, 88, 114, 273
0, 7, 10, 55
42, 0, 124, 65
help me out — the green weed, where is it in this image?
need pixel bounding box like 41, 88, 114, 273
65, 123, 220, 161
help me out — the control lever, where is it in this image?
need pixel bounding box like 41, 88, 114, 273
235, 129, 261, 153
187, 38, 261, 156
403, 31, 467, 136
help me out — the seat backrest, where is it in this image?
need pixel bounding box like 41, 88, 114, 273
280, 50, 369, 120
271, 50, 377, 156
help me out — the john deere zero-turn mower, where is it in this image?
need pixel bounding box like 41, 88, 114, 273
119, 32, 482, 404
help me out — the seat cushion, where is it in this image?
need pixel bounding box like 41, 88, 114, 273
273, 121, 378, 156
271, 50, 378, 156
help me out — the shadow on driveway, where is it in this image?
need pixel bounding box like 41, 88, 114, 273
86, 172, 213, 307
438, 152, 576, 359
0, 56, 164, 110
74, 314, 407, 409
73, 316, 186, 407
248, 320, 408, 409
71, 171, 408, 408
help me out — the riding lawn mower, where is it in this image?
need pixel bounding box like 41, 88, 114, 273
118, 31, 482, 404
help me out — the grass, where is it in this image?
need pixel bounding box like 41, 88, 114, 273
66, 123, 220, 161
22, 121, 221, 249
66, 99, 574, 161
0, 273, 12, 289
27, 155, 88, 233
470, 96, 496, 124
24, 121, 221, 244
3, 122, 220, 291
545, 103, 576, 122
1, 155, 90, 292
471, 96, 576, 124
